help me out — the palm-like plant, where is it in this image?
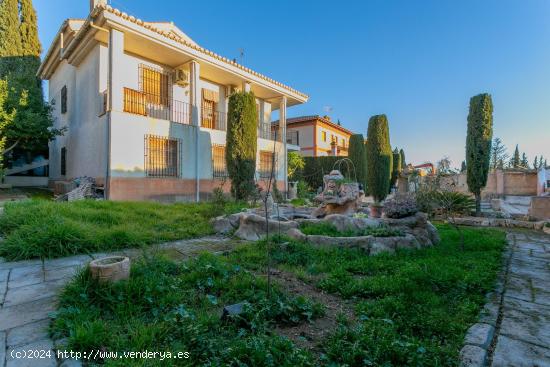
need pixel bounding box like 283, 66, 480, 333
432, 191, 475, 250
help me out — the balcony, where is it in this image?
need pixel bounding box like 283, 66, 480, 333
201, 106, 227, 131
123, 87, 192, 125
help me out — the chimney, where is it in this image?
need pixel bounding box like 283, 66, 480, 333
90, 0, 107, 12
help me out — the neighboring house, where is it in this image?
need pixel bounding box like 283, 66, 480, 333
271, 115, 353, 157
38, 0, 307, 202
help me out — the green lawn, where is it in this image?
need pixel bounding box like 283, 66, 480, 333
51, 224, 506, 366
0, 199, 246, 260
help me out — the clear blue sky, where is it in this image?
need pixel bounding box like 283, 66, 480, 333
36, 0, 550, 167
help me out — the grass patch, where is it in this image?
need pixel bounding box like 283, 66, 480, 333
52, 253, 323, 366
231, 224, 506, 365
300, 221, 403, 237
51, 224, 505, 365
0, 199, 247, 260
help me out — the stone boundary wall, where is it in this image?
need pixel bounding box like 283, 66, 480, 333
529, 196, 550, 221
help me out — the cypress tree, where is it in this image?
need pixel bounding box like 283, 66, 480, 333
0, 0, 22, 59
399, 148, 406, 167
461, 160, 467, 173
19, 0, 41, 56
366, 114, 392, 203
390, 148, 401, 190
520, 152, 529, 169
510, 145, 520, 168
466, 93, 493, 216
348, 133, 367, 190
226, 91, 258, 200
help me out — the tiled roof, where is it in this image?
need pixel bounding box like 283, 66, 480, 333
92, 4, 307, 99
272, 115, 354, 135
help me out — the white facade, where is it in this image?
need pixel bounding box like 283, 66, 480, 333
39, 3, 307, 201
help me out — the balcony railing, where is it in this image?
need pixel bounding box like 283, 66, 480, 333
123, 88, 191, 125
201, 106, 227, 131
259, 123, 273, 140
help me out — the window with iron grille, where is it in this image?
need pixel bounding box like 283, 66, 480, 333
139, 64, 171, 107
60, 147, 67, 175
259, 150, 275, 179
61, 86, 67, 114
212, 144, 228, 179
144, 135, 181, 177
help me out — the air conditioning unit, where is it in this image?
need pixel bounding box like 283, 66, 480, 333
173, 68, 190, 87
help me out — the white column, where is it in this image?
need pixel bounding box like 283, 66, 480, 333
243, 81, 251, 93
189, 61, 201, 201
279, 96, 287, 197
108, 29, 124, 112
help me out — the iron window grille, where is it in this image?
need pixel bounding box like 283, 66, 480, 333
212, 144, 228, 179
139, 64, 172, 107
61, 86, 67, 114
144, 135, 182, 178
259, 150, 275, 179
60, 147, 67, 175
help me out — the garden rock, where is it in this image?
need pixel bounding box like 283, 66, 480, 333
233, 213, 298, 241
221, 302, 247, 319
211, 216, 234, 234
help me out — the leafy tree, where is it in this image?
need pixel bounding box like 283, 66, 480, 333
509, 144, 520, 168
460, 161, 467, 173
287, 151, 304, 181
348, 133, 367, 189
520, 152, 529, 169
226, 91, 258, 200
436, 156, 452, 174
490, 137, 508, 170
399, 148, 406, 167
366, 114, 392, 203
466, 93, 493, 216
390, 148, 402, 189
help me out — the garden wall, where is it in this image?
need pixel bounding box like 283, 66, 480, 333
529, 196, 550, 220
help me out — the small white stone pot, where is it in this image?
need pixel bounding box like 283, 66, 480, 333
89, 256, 130, 283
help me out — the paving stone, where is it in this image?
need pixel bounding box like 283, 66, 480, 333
491, 335, 550, 367
42, 255, 90, 271
0, 297, 57, 331
3, 279, 66, 308
7, 319, 50, 348
44, 266, 81, 282
6, 339, 56, 367
505, 275, 550, 306
464, 323, 495, 349
459, 344, 487, 367
0, 279, 7, 305
9, 266, 42, 282
8, 272, 43, 289
0, 331, 6, 367
499, 297, 550, 348
0, 269, 9, 282
0, 260, 42, 271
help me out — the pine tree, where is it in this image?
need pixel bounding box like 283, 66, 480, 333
19, 0, 41, 56
0, 0, 22, 59
520, 152, 529, 169
466, 93, 493, 216
490, 137, 508, 170
510, 145, 520, 168
366, 114, 392, 203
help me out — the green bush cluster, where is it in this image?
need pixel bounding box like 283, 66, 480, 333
226, 91, 258, 200
299, 222, 403, 238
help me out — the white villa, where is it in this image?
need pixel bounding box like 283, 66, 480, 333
38, 0, 308, 201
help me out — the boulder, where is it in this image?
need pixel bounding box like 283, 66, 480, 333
287, 228, 307, 242
370, 238, 396, 255
306, 234, 371, 251
426, 222, 441, 245
233, 213, 299, 241
211, 216, 234, 234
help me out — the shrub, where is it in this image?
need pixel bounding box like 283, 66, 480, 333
226, 91, 258, 200
348, 134, 367, 189
383, 193, 418, 219
287, 152, 305, 181
390, 148, 402, 190
366, 115, 392, 203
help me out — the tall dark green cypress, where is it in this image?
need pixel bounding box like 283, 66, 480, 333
0, 0, 22, 59
366, 114, 392, 203
348, 133, 367, 189
466, 93, 493, 216
226, 91, 258, 200
399, 148, 406, 167
390, 148, 402, 190
19, 0, 41, 56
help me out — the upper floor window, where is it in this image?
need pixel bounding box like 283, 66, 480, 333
139, 64, 171, 107
202, 89, 220, 129
144, 134, 181, 177
61, 86, 67, 114
212, 144, 228, 179
60, 147, 67, 175
322, 131, 327, 142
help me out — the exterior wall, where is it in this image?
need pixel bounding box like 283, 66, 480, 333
48, 44, 108, 181
286, 125, 314, 156
529, 196, 550, 220
315, 122, 350, 156
438, 170, 539, 198
537, 169, 549, 196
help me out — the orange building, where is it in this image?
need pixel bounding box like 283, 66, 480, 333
272, 115, 353, 157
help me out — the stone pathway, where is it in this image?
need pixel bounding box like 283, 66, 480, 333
0, 236, 236, 367
461, 230, 550, 367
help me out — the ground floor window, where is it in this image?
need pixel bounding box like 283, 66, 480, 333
144, 135, 181, 177
259, 150, 275, 179
212, 144, 228, 179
